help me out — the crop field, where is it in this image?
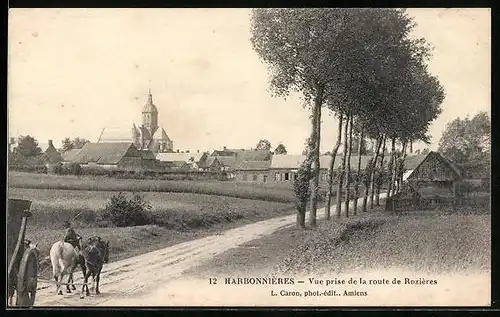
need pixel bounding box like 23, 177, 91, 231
9, 171, 296, 203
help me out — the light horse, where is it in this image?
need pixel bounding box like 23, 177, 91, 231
49, 240, 80, 295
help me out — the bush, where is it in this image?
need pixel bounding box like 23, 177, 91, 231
64, 163, 83, 175
104, 192, 152, 227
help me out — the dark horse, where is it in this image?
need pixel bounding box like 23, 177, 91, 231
79, 236, 109, 298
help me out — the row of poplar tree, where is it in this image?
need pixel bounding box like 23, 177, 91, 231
250, 9, 445, 228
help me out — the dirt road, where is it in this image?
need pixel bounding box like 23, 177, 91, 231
34, 194, 386, 306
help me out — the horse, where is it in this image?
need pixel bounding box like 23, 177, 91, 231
80, 236, 109, 298
66, 235, 87, 291
8, 240, 39, 306
49, 241, 80, 295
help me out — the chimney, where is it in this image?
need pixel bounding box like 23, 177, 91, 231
223, 146, 227, 151
48, 140, 54, 148
197, 149, 199, 153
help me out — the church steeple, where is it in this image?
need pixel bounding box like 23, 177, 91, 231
148, 88, 153, 104
142, 89, 158, 133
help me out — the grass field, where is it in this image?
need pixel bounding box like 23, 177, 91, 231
9, 187, 294, 230
11, 185, 296, 278
9, 171, 297, 203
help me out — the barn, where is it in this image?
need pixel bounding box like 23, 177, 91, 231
387, 151, 463, 211
61, 149, 82, 164
211, 148, 272, 179
156, 152, 208, 170
71, 142, 151, 171
234, 160, 272, 182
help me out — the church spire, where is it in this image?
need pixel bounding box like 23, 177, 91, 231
147, 88, 153, 104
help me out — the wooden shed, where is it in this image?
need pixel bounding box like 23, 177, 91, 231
387, 151, 462, 211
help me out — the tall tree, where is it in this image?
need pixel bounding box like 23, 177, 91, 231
375, 136, 387, 206
62, 138, 74, 152
325, 113, 343, 220
62, 137, 89, 152
251, 9, 357, 226
335, 111, 350, 217
274, 143, 287, 155
351, 136, 368, 156
438, 111, 490, 164
16, 135, 42, 157
72, 137, 90, 149
352, 127, 364, 215
255, 139, 272, 151
343, 115, 354, 216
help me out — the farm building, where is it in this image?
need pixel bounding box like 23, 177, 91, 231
387, 151, 463, 211
211, 148, 272, 178
204, 156, 225, 172
156, 152, 209, 170
70, 142, 158, 171
406, 151, 462, 197
268, 154, 389, 183
61, 149, 82, 164
234, 160, 272, 182
233, 153, 429, 184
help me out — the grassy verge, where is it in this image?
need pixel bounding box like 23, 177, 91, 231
185, 203, 491, 279
274, 208, 491, 275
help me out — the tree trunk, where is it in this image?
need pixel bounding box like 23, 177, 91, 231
369, 135, 383, 209
353, 127, 364, 215
325, 113, 343, 220
375, 135, 387, 206
296, 206, 306, 229
409, 141, 413, 154
344, 115, 354, 217
308, 86, 323, 227
362, 138, 378, 213
388, 137, 396, 197
397, 142, 408, 193
335, 112, 350, 218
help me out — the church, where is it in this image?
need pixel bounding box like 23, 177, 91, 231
98, 90, 174, 154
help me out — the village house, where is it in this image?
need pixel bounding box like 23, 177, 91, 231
70, 142, 160, 171
43, 140, 64, 171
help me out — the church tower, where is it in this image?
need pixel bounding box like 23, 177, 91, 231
142, 89, 158, 133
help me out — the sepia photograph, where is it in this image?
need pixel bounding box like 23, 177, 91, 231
7, 8, 491, 307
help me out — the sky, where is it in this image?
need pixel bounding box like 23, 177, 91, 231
8, 8, 491, 154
